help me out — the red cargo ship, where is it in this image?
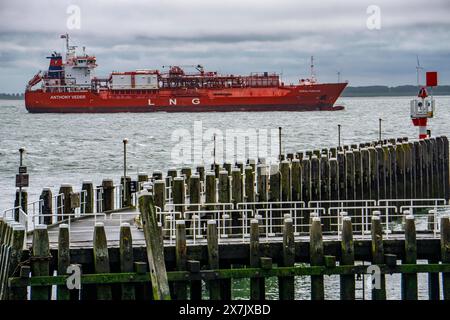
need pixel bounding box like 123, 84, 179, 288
25, 35, 347, 113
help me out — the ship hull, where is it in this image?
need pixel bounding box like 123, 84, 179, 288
25, 83, 347, 113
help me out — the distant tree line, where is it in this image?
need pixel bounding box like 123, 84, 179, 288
0, 93, 24, 100
342, 85, 450, 97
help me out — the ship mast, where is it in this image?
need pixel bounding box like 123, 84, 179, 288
310, 56, 316, 83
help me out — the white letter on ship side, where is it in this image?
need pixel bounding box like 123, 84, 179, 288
148, 99, 155, 106
192, 98, 200, 105
169, 98, 177, 105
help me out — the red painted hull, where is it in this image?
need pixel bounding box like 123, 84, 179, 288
25, 83, 347, 113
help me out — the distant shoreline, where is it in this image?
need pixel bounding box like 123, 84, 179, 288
2, 85, 450, 99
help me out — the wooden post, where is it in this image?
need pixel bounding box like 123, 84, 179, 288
218, 170, 231, 236
257, 164, 268, 202
57, 224, 70, 300
58, 184, 74, 220
353, 149, 362, 201
431, 138, 439, 199
441, 216, 450, 300
120, 222, 135, 300
402, 215, 417, 300
389, 144, 397, 200
120, 176, 132, 207
404, 142, 414, 199
414, 141, 422, 199
310, 155, 320, 202
153, 180, 166, 211
376, 146, 386, 200
196, 165, 205, 182
152, 170, 163, 181
137, 172, 149, 191
205, 172, 217, 210
5, 225, 25, 300
371, 216, 386, 300
423, 139, 431, 199
175, 220, 188, 300
101, 179, 114, 212
93, 222, 112, 300
207, 220, 221, 300
181, 166, 192, 195
436, 137, 445, 199
302, 157, 311, 211
291, 159, 301, 202
139, 194, 171, 300
173, 177, 186, 217
250, 218, 264, 300
39, 188, 52, 225
232, 168, 243, 235
340, 217, 355, 300
167, 168, 178, 191
329, 158, 338, 232
320, 155, 330, 231
310, 217, 324, 300
244, 166, 255, 203
361, 148, 371, 200
31, 225, 51, 300
396, 143, 406, 203
337, 152, 346, 201
279, 217, 295, 300
81, 181, 94, 214
14, 189, 27, 222
280, 160, 292, 202
368, 147, 379, 200
223, 162, 232, 175
382, 145, 391, 200
189, 174, 201, 229
443, 136, 450, 201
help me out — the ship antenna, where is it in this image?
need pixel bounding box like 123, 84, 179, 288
416, 55, 423, 87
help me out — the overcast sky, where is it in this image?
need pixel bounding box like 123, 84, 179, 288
0, 0, 449, 93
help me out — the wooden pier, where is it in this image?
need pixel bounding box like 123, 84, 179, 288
1, 136, 450, 300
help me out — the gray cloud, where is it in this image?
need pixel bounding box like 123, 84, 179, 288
0, 0, 449, 92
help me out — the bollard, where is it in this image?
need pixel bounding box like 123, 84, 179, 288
223, 162, 232, 175
14, 189, 27, 222
93, 222, 112, 299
